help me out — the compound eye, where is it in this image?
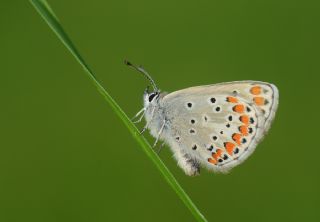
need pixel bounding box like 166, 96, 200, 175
148, 93, 157, 102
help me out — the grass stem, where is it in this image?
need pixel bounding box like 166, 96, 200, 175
30, 1, 207, 221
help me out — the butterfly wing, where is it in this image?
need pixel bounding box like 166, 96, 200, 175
161, 81, 279, 173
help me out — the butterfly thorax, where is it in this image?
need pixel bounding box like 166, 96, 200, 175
143, 91, 169, 139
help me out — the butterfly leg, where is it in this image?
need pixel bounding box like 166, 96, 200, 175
157, 142, 166, 154
132, 108, 146, 123
173, 148, 200, 176
153, 120, 166, 148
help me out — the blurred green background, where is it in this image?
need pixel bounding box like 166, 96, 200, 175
1, 0, 319, 221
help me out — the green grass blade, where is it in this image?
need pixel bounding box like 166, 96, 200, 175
29, 1, 207, 221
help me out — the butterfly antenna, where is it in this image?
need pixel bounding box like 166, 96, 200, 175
124, 60, 158, 92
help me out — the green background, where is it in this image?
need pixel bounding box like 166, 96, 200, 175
1, 0, 319, 221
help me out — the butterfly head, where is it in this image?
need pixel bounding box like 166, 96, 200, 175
143, 86, 160, 108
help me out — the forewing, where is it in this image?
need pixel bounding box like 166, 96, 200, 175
161, 81, 278, 172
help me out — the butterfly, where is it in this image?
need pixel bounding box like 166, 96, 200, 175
126, 60, 279, 176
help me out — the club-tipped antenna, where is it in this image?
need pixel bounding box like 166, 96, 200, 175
124, 60, 158, 92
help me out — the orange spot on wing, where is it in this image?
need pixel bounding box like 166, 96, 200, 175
250, 86, 262, 95
240, 115, 249, 125
213, 149, 223, 160
224, 142, 235, 155
233, 104, 245, 113
254, 97, 265, 106
232, 133, 242, 145
226, 96, 238, 103
239, 125, 249, 136
208, 158, 217, 165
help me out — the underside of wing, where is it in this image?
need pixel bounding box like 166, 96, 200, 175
162, 81, 279, 172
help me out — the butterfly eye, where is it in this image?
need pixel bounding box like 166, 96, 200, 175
148, 93, 158, 102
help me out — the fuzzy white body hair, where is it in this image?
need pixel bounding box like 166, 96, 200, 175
144, 92, 201, 176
